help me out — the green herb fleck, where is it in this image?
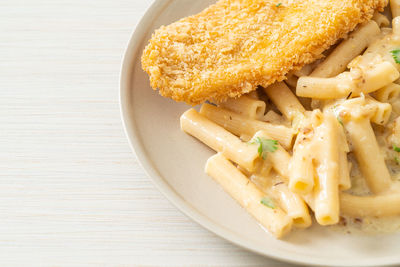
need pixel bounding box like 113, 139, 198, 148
261, 197, 276, 209
250, 137, 278, 159
394, 145, 400, 152
337, 116, 344, 126
391, 49, 400, 64
395, 156, 400, 165
276, 3, 282, 7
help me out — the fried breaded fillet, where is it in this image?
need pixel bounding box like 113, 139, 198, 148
142, 0, 388, 105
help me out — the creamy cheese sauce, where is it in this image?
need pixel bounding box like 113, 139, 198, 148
332, 103, 400, 234
261, 32, 400, 231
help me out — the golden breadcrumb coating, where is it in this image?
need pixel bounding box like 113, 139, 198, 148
142, 0, 388, 105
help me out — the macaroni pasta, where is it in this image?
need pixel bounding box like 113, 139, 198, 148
180, 10, 400, 238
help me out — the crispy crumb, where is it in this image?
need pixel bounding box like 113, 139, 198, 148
142, 0, 388, 105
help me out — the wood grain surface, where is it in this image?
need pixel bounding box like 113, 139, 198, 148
0, 0, 291, 266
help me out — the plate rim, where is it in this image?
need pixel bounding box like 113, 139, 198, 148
119, 1, 399, 266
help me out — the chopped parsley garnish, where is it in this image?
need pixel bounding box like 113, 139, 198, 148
276, 2, 282, 7
395, 156, 400, 165
394, 145, 400, 152
337, 116, 344, 126
391, 49, 400, 64
260, 197, 276, 209
250, 137, 278, 159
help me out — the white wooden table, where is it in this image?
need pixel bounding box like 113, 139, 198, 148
0, 1, 291, 266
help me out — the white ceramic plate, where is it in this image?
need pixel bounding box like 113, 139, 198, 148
120, 1, 400, 266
